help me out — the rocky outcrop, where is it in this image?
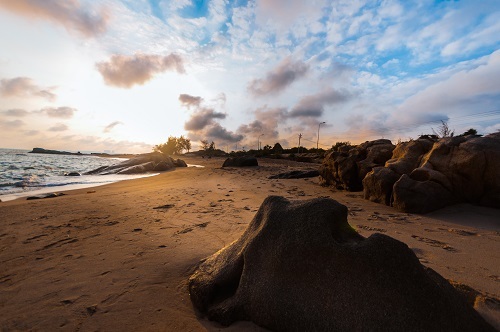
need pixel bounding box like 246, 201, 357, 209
363, 137, 436, 206
64, 172, 81, 176
189, 196, 494, 331
222, 156, 258, 167
85, 152, 186, 175
26, 192, 66, 200
29, 147, 83, 156
319, 139, 395, 191
268, 170, 319, 179
364, 133, 500, 213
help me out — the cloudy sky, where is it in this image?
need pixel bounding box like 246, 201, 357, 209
0, 0, 499, 153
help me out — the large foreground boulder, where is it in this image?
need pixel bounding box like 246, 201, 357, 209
189, 196, 493, 331
319, 139, 395, 191
85, 152, 185, 175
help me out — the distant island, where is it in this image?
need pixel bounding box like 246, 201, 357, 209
29, 147, 135, 158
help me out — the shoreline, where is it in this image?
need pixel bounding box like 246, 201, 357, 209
0, 156, 498, 330
0, 173, 160, 202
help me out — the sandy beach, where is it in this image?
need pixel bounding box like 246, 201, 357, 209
1, 156, 499, 331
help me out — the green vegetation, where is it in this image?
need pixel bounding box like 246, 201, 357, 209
153, 136, 191, 155
461, 128, 478, 136
432, 120, 454, 138
331, 141, 352, 152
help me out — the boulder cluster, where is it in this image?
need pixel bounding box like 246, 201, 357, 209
85, 152, 187, 175
320, 133, 500, 213
319, 139, 396, 191
189, 196, 494, 331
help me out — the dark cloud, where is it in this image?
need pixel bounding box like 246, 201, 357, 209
96, 53, 185, 88
103, 121, 123, 133
184, 108, 226, 131
0, 0, 108, 38
248, 57, 309, 96
40, 106, 77, 119
180, 92, 242, 146
205, 123, 244, 143
0, 77, 56, 101
179, 94, 203, 108
288, 88, 351, 118
2, 109, 29, 117
48, 123, 68, 132
237, 107, 287, 139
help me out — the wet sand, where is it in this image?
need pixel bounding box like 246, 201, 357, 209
1, 156, 498, 331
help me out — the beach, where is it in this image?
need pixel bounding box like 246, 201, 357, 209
1, 156, 499, 331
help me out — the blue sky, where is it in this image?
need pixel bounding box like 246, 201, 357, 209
0, 0, 499, 152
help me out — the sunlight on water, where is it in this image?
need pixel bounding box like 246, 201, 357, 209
0, 149, 156, 201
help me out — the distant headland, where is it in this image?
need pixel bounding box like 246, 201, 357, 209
28, 147, 135, 158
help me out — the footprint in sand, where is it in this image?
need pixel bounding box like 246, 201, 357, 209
444, 228, 478, 236
153, 204, 175, 210
176, 222, 210, 235
356, 224, 387, 233
367, 214, 387, 221
22, 233, 49, 244
411, 235, 458, 252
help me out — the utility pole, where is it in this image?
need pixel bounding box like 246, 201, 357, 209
257, 134, 264, 150
317, 122, 325, 150
298, 133, 302, 154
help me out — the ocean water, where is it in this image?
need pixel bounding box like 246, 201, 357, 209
0, 149, 156, 201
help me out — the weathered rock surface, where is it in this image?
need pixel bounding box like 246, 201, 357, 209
64, 172, 81, 176
189, 196, 493, 331
85, 152, 185, 175
222, 156, 258, 167
363, 133, 500, 213
26, 192, 66, 200
173, 158, 188, 167
319, 139, 395, 191
268, 170, 319, 179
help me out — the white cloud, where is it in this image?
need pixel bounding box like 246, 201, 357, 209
0, 0, 108, 38
96, 53, 185, 88
0, 77, 56, 101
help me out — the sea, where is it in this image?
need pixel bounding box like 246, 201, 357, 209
0, 148, 157, 201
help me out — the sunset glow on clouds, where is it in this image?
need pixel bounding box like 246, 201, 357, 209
0, 0, 499, 153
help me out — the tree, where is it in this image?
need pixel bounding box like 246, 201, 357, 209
209, 141, 216, 150
331, 141, 352, 152
153, 136, 182, 155
200, 140, 209, 151
432, 120, 454, 138
272, 142, 284, 153
178, 136, 191, 153
461, 128, 478, 136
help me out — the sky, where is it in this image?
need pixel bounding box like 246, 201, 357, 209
0, 0, 499, 153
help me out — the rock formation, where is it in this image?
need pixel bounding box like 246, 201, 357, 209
222, 156, 258, 167
29, 147, 83, 156
85, 152, 186, 175
26, 192, 66, 200
319, 139, 395, 191
363, 137, 436, 207
268, 170, 319, 179
364, 133, 500, 213
189, 196, 494, 331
